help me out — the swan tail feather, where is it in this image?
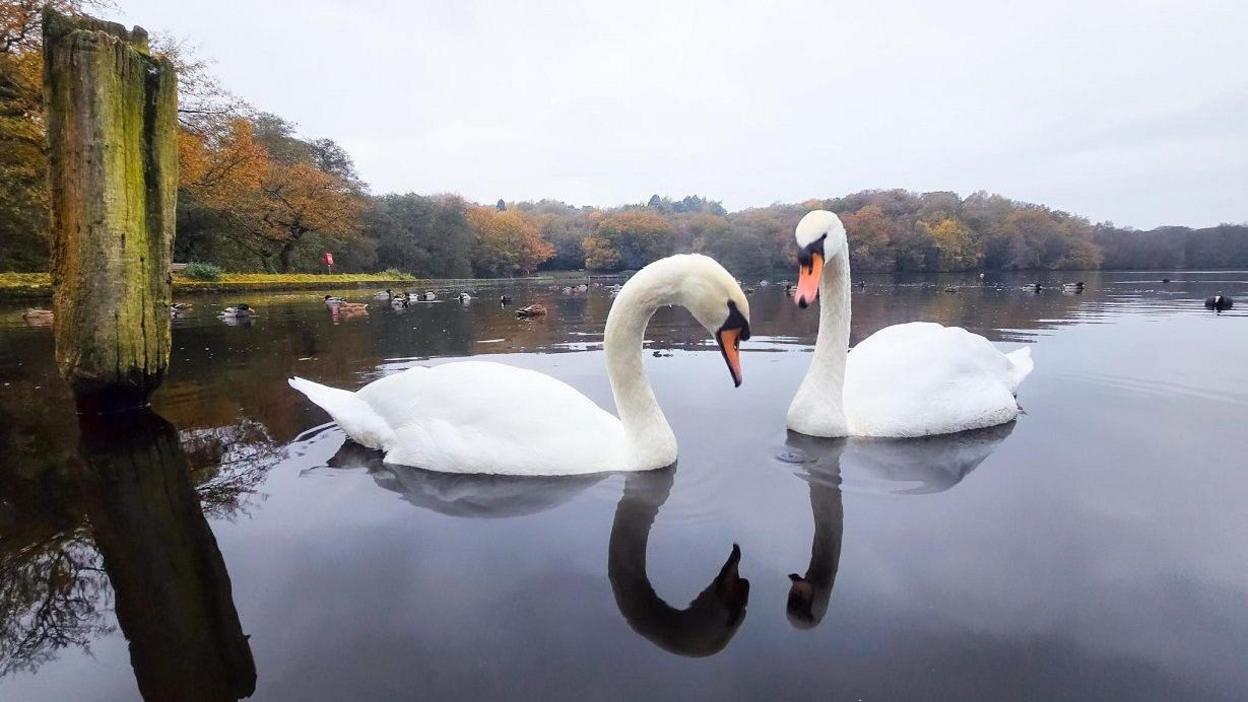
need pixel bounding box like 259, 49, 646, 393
1005, 347, 1034, 393
288, 377, 393, 450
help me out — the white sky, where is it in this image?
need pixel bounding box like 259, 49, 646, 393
110, 0, 1247, 229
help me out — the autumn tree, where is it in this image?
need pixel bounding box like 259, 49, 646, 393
583, 210, 674, 271
467, 206, 554, 276
0, 0, 101, 271
174, 109, 368, 271
924, 216, 981, 271
840, 204, 898, 272
513, 200, 600, 270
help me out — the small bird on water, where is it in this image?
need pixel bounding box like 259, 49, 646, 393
1205, 294, 1234, 313
516, 303, 547, 318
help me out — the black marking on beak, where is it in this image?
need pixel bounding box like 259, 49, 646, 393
715, 301, 750, 388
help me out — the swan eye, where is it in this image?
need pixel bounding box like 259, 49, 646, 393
720, 300, 750, 340
797, 234, 828, 268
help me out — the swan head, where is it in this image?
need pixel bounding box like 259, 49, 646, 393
793, 210, 848, 308
668, 255, 752, 387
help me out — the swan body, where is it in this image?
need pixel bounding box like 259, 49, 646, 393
290, 254, 751, 475
842, 323, 1032, 437
291, 362, 624, 474
788, 211, 1033, 438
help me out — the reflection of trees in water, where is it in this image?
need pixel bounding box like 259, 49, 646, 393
0, 533, 111, 676
0, 379, 272, 680
182, 418, 285, 518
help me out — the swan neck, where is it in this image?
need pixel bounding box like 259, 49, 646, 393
604, 277, 676, 464
788, 244, 851, 434
814, 246, 851, 364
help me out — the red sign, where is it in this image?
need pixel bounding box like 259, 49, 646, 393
322, 251, 334, 266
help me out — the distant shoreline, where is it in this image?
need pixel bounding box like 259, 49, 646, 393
0, 271, 599, 299
0, 272, 419, 299
3, 268, 1242, 301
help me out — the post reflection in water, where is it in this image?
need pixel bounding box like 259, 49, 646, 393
76, 410, 256, 701
608, 467, 750, 657
780, 423, 1016, 629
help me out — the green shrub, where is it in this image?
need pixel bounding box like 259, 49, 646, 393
184, 262, 223, 281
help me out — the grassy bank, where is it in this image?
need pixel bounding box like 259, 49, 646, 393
0, 272, 419, 299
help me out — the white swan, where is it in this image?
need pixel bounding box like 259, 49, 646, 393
787, 211, 1033, 438
289, 254, 751, 475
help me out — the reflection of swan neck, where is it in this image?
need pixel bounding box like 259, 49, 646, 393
608, 472, 748, 657
805, 483, 843, 589
604, 265, 679, 463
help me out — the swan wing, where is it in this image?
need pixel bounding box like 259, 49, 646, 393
845, 323, 1029, 437
356, 361, 625, 475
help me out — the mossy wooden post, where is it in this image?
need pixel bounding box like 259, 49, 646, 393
43, 8, 177, 412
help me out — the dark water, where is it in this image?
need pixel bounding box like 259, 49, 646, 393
1, 270, 1246, 701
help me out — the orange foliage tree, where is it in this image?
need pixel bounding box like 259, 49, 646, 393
467, 206, 554, 276
583, 210, 673, 271
178, 115, 365, 271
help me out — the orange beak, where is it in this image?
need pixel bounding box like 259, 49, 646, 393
716, 327, 744, 387
795, 252, 824, 308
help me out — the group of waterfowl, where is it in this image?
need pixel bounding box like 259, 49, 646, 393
1021, 281, 1085, 294
373, 289, 448, 305
289, 210, 1035, 476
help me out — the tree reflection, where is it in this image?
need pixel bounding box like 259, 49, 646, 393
0, 532, 110, 676
608, 467, 750, 656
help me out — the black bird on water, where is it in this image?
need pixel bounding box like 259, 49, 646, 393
499, 294, 512, 305
1205, 294, 1234, 313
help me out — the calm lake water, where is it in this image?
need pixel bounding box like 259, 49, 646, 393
1, 270, 1246, 701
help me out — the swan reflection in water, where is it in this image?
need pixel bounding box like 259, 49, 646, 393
76, 410, 257, 700
327, 439, 606, 518
325, 440, 750, 656
780, 423, 1016, 628
608, 467, 750, 656
780, 434, 845, 629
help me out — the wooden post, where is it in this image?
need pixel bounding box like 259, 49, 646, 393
43, 8, 178, 411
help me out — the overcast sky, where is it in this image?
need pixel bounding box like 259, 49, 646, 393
111, 0, 1246, 229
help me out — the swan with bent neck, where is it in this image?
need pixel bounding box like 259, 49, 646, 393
788, 210, 1034, 438
290, 254, 751, 475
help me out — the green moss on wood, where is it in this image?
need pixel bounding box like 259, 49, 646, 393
43, 8, 176, 405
